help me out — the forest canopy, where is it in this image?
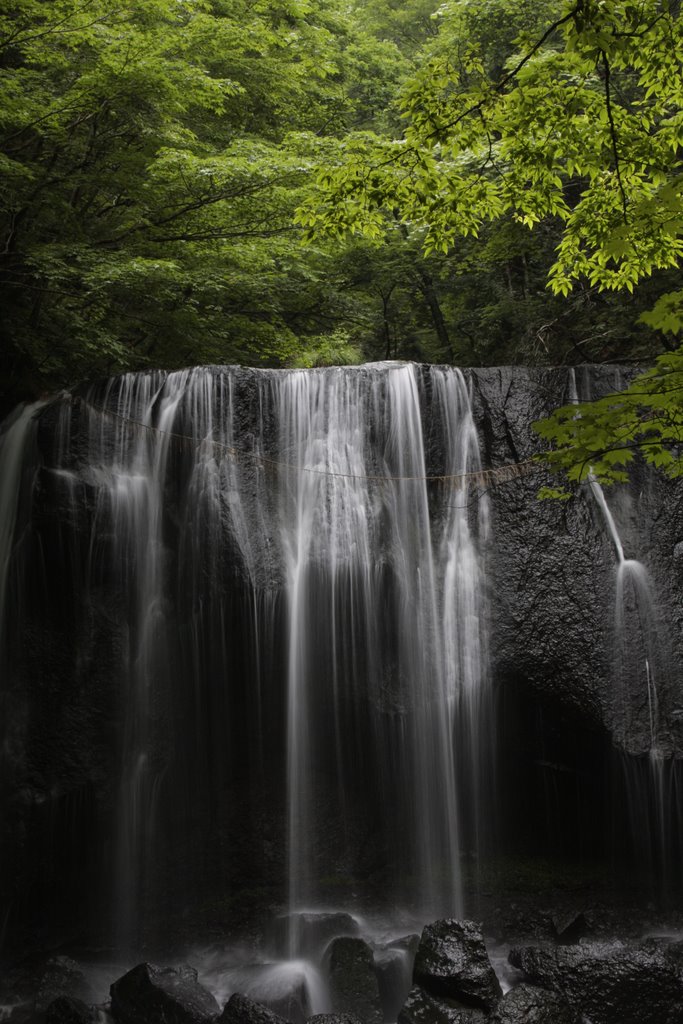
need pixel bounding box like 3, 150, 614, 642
1, 0, 682, 483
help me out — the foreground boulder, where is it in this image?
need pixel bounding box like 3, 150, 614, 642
323, 937, 382, 1024
397, 986, 487, 1024
490, 984, 580, 1024
413, 920, 502, 1012
110, 964, 220, 1024
219, 993, 287, 1024
509, 941, 683, 1024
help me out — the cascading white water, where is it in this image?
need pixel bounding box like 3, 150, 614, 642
568, 368, 676, 892
0, 403, 45, 657
271, 364, 490, 948
77, 372, 186, 948
78, 369, 282, 948
567, 369, 666, 750
431, 368, 491, 872
2, 361, 682, 995
0, 364, 491, 957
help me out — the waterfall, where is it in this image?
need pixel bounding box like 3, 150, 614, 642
1, 362, 681, 965
271, 364, 490, 947
0, 365, 491, 950
0, 403, 44, 786
568, 368, 677, 894
567, 369, 668, 749
0, 402, 45, 656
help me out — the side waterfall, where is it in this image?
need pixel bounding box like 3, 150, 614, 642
568, 368, 679, 894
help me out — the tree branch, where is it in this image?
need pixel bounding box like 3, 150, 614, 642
601, 49, 629, 223
0, 5, 126, 54
430, 5, 580, 140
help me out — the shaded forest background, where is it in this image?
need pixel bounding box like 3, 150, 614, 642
0, 0, 677, 417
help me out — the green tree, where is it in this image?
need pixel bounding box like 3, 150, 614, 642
299, 0, 683, 484
0, 0, 412, 408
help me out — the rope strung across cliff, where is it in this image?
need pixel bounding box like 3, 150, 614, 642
73, 395, 541, 489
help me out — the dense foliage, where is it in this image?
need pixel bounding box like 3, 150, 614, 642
0, 0, 410, 403
297, 0, 683, 483
1, 0, 682, 484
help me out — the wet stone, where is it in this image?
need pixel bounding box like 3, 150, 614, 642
490, 984, 580, 1024
397, 986, 487, 1024
413, 920, 502, 1012
219, 993, 288, 1024
110, 963, 220, 1024
509, 941, 683, 1024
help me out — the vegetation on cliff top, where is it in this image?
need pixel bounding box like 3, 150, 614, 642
1, 0, 682, 481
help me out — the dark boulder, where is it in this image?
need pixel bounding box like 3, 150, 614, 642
45, 998, 96, 1024
397, 986, 487, 1024
110, 964, 220, 1024
490, 984, 580, 1024
219, 993, 288, 1024
509, 941, 683, 1024
413, 920, 502, 1012
323, 937, 382, 1024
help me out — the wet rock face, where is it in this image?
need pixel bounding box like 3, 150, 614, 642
412, 919, 502, 1012
110, 964, 220, 1024
466, 364, 683, 759
509, 940, 683, 1024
